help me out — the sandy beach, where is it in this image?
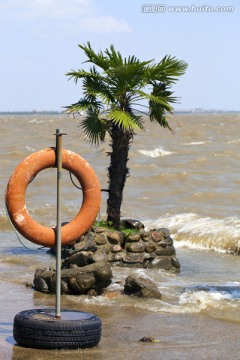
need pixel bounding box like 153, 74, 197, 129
1, 295, 240, 360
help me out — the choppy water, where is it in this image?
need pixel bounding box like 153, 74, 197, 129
1, 113, 240, 337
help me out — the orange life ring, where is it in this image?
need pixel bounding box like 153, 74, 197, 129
5, 148, 101, 247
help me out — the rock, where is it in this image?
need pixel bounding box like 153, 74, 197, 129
34, 268, 56, 293
95, 262, 112, 281
94, 233, 107, 245
62, 251, 92, 269
147, 256, 173, 270
151, 231, 164, 243
111, 244, 123, 253
122, 252, 145, 264
121, 219, 144, 230
87, 289, 97, 296
60, 279, 69, 294
33, 261, 112, 295
125, 242, 145, 253
139, 337, 158, 343
140, 230, 151, 240
141, 235, 153, 243
164, 236, 174, 246
90, 249, 108, 263
98, 243, 113, 254
143, 252, 156, 260
145, 241, 157, 253
108, 252, 125, 263
171, 256, 181, 269
128, 234, 141, 242
68, 273, 96, 293
71, 238, 98, 253
33, 274, 49, 293
93, 227, 108, 233
157, 228, 171, 238
124, 275, 162, 299
155, 246, 176, 256
107, 231, 124, 245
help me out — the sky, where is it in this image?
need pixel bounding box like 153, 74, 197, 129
0, 0, 239, 112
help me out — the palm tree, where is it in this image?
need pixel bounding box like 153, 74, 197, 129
65, 42, 187, 229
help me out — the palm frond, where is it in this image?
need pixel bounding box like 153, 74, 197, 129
64, 98, 102, 114
106, 61, 153, 90
104, 44, 124, 67
149, 102, 173, 131
79, 109, 108, 145
82, 76, 115, 103
146, 55, 188, 84
79, 42, 110, 71
136, 89, 176, 113
107, 108, 143, 131
66, 69, 105, 84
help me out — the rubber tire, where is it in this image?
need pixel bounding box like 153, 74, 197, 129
13, 309, 102, 349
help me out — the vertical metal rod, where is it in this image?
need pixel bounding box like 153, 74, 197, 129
55, 129, 63, 319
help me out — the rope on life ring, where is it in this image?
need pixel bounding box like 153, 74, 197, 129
5, 148, 101, 248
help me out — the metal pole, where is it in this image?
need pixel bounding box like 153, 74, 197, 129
55, 129, 65, 319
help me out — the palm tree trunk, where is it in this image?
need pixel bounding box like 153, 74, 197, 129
107, 125, 132, 229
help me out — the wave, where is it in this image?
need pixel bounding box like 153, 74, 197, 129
177, 283, 240, 318
137, 147, 175, 157
183, 141, 207, 145
144, 213, 240, 254
28, 118, 45, 124
183, 284, 240, 300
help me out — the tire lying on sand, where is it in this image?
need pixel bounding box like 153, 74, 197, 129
13, 309, 102, 349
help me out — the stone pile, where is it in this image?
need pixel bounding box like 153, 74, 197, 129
33, 220, 180, 296
34, 260, 112, 296
62, 220, 180, 271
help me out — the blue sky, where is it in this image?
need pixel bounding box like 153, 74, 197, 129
0, 0, 239, 111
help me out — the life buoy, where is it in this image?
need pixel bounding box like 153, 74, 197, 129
6, 148, 101, 247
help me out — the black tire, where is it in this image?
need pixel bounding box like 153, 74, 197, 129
13, 308, 102, 349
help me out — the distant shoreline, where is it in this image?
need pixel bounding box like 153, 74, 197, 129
0, 111, 61, 115
0, 110, 239, 115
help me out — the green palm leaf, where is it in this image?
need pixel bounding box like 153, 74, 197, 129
107, 108, 142, 131
136, 90, 175, 111
80, 110, 107, 145
65, 42, 187, 136
79, 42, 109, 71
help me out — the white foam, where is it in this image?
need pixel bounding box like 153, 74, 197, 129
183, 141, 206, 145
179, 285, 240, 312
144, 213, 240, 253
138, 147, 175, 157
179, 291, 222, 311
28, 119, 44, 124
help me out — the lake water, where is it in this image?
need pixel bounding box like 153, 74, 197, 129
1, 113, 240, 359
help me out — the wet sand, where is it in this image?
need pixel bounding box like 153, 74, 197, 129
1, 298, 240, 360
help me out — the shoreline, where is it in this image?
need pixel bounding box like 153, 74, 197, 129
2, 296, 240, 360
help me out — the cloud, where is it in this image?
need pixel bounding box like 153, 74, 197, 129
0, 0, 132, 33
81, 16, 132, 33
0, 0, 92, 19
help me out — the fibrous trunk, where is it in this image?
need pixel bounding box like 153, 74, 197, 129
107, 125, 132, 229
